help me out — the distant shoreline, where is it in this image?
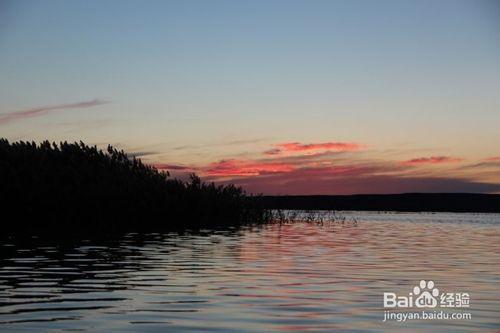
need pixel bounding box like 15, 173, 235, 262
258, 193, 500, 213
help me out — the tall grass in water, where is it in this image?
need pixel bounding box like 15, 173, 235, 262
269, 210, 358, 225
0, 139, 269, 235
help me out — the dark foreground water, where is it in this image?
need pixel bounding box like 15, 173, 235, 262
0, 212, 499, 332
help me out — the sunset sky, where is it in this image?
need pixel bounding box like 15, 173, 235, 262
1, 0, 499, 194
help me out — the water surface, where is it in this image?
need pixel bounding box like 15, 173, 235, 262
1, 212, 499, 332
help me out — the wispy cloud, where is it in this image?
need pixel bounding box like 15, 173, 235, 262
127, 150, 160, 158
460, 156, 500, 170
265, 141, 364, 156
263, 148, 282, 156
401, 156, 463, 166
154, 163, 196, 171
172, 138, 268, 151
206, 159, 295, 177
0, 99, 109, 125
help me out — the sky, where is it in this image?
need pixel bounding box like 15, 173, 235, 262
1, 0, 499, 194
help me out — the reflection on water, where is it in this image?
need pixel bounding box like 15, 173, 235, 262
0, 212, 499, 332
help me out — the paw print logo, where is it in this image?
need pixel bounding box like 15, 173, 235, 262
413, 280, 439, 308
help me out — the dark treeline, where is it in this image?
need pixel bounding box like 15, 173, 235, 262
0, 139, 270, 235
259, 193, 500, 213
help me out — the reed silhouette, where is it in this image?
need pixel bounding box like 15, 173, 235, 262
0, 139, 270, 235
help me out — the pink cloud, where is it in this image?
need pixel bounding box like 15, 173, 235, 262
206, 159, 295, 177
277, 141, 364, 152
486, 156, 500, 162
401, 156, 463, 166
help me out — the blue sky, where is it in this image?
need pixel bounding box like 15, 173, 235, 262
1, 0, 499, 193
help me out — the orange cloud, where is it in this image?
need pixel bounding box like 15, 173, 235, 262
401, 156, 463, 166
206, 159, 295, 177
276, 141, 363, 152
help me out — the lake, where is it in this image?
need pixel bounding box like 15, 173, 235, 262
1, 212, 499, 332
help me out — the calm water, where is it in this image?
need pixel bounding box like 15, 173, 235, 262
1, 212, 499, 332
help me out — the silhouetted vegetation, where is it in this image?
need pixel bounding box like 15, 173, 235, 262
0, 139, 270, 235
